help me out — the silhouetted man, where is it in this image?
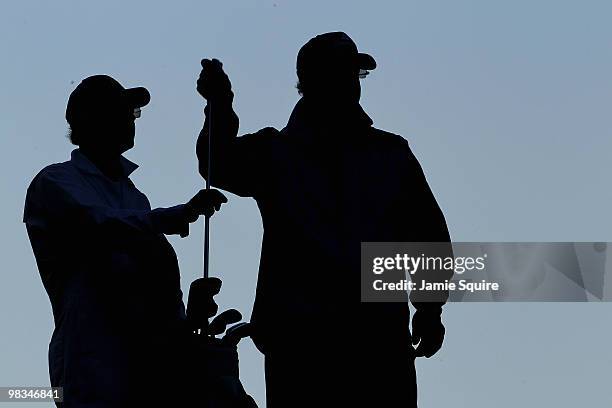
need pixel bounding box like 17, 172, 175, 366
23, 75, 227, 406
196, 32, 452, 407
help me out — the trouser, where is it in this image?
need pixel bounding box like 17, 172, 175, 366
264, 342, 417, 408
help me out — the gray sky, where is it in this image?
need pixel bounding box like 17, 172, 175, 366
2, 1, 612, 406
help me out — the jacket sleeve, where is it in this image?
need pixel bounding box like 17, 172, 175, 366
23, 166, 191, 240
196, 100, 277, 198
398, 140, 453, 314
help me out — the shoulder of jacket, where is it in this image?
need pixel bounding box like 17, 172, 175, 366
369, 127, 411, 149
32, 161, 73, 182
254, 126, 282, 137
25, 162, 72, 208
238, 126, 281, 143
36, 161, 77, 181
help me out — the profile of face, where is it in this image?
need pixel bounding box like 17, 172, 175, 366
305, 60, 362, 106
106, 102, 137, 153
84, 101, 137, 155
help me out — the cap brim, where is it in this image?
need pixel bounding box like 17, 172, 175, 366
358, 53, 376, 70
124, 87, 151, 108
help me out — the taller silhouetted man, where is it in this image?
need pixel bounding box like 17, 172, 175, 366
24, 75, 227, 406
196, 32, 452, 407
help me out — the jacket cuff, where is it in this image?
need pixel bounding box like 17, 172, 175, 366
149, 204, 190, 236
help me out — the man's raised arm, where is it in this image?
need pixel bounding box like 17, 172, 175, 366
196, 58, 276, 198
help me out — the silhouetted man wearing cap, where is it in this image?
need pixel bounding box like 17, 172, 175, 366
196, 32, 452, 407
24, 75, 227, 406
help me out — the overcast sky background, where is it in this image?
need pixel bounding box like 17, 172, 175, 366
2, 1, 612, 406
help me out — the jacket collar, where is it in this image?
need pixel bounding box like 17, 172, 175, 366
285, 97, 373, 135
71, 148, 138, 179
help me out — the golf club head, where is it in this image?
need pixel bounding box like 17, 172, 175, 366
208, 308, 243, 336
222, 322, 253, 346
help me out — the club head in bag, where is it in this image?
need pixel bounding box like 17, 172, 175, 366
208, 309, 243, 336
222, 322, 253, 347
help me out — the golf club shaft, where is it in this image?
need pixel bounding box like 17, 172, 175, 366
203, 100, 212, 278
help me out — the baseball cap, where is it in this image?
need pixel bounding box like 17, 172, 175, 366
297, 32, 376, 79
66, 75, 150, 126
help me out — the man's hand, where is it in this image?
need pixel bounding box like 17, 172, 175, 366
184, 189, 228, 222
197, 58, 233, 101
411, 309, 446, 358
